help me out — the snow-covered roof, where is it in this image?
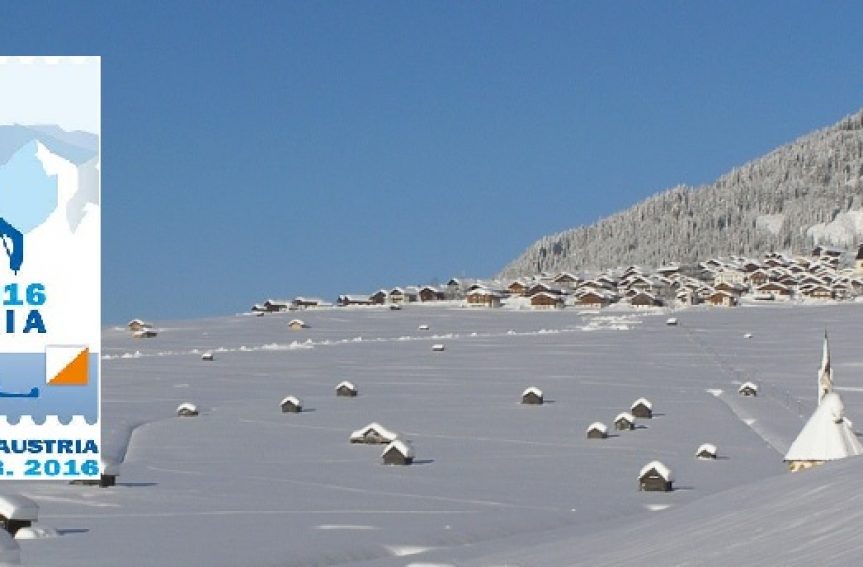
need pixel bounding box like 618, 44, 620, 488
586, 422, 608, 434
350, 422, 398, 443
638, 460, 673, 481
522, 386, 543, 398
432, 344, 445, 351
288, 319, 306, 327
280, 396, 302, 407
335, 380, 356, 391
176, 402, 197, 414
418, 324, 430, 330
696, 443, 717, 456
738, 381, 758, 393
381, 440, 415, 459
631, 397, 653, 410
127, 318, 151, 327
615, 412, 634, 423
201, 352, 214, 360
666, 317, 679, 325
784, 393, 863, 462
0, 494, 38, 521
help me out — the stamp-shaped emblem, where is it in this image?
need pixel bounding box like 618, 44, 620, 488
0, 56, 100, 479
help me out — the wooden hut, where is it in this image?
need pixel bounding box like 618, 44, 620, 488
638, 460, 673, 492
350, 422, 398, 444
176, 402, 198, 417
335, 380, 358, 397
288, 319, 308, 330
665, 317, 679, 326
586, 422, 608, 439
614, 412, 635, 431
418, 324, 430, 331
381, 440, 415, 465
738, 381, 758, 397
0, 495, 38, 535
432, 344, 445, 352
127, 319, 152, 332
201, 352, 214, 361
521, 387, 544, 405
280, 396, 303, 413
530, 292, 564, 310
696, 443, 718, 460
630, 398, 653, 419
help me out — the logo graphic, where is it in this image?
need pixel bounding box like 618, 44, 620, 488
0, 56, 101, 480
46, 345, 89, 386
0, 217, 22, 274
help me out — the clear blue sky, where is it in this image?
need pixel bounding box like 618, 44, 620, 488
2, 2, 862, 323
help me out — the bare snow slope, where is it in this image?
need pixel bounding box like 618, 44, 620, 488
8, 304, 863, 566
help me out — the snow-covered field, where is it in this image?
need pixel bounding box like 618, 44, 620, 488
8, 303, 863, 566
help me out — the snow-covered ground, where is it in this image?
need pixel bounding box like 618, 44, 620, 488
8, 303, 863, 565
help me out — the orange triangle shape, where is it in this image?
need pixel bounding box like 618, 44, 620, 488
49, 348, 89, 385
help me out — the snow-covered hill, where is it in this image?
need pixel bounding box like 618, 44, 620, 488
501, 108, 863, 277
5, 302, 863, 565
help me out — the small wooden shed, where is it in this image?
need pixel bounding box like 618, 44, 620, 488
521, 387, 544, 405
432, 344, 445, 352
586, 422, 608, 439
335, 381, 358, 397
665, 317, 678, 326
127, 319, 152, 332
0, 495, 38, 535
288, 319, 308, 330
350, 422, 398, 444
696, 443, 718, 460
630, 397, 653, 419
418, 324, 430, 331
738, 381, 758, 397
201, 352, 214, 361
614, 412, 635, 431
176, 402, 198, 417
280, 396, 303, 413
381, 440, 415, 465
638, 460, 673, 492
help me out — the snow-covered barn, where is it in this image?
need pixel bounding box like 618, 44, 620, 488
638, 460, 673, 492
280, 396, 303, 413
738, 382, 758, 397
381, 440, 414, 465
335, 381, 358, 397
521, 387, 544, 405
586, 422, 608, 439
630, 397, 653, 418
0, 495, 38, 535
350, 422, 398, 444
614, 412, 635, 431
696, 443, 718, 460
176, 402, 198, 417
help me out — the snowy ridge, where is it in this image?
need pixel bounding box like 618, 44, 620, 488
501, 108, 863, 276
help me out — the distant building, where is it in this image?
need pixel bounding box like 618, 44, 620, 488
695, 443, 718, 460
630, 398, 653, 419
176, 402, 198, 417
614, 412, 635, 431
350, 422, 398, 444
738, 382, 758, 397
521, 387, 544, 405
784, 392, 863, 472
381, 440, 415, 465
586, 422, 608, 439
335, 381, 358, 397
638, 460, 673, 492
280, 396, 303, 413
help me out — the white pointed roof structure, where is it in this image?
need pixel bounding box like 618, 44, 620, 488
818, 331, 833, 405
784, 392, 863, 463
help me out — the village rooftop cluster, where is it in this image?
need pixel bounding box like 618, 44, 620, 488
251, 244, 863, 313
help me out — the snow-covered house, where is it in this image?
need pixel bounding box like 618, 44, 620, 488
738, 382, 758, 397
521, 387, 544, 405
638, 460, 673, 492
708, 290, 738, 307
530, 291, 564, 310
201, 352, 214, 361
176, 402, 198, 417
350, 422, 398, 444
337, 294, 373, 306
552, 271, 580, 288
507, 279, 530, 296
630, 398, 653, 419
381, 440, 415, 465
614, 412, 635, 431
784, 392, 863, 472
418, 286, 444, 302
127, 319, 152, 332
756, 282, 792, 299
280, 396, 303, 413
586, 422, 608, 439
575, 290, 611, 308
262, 299, 290, 312
0, 495, 38, 535
628, 292, 662, 308
288, 319, 307, 330
335, 380, 358, 397
431, 344, 445, 352
695, 443, 718, 460
369, 290, 388, 304
466, 288, 504, 308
